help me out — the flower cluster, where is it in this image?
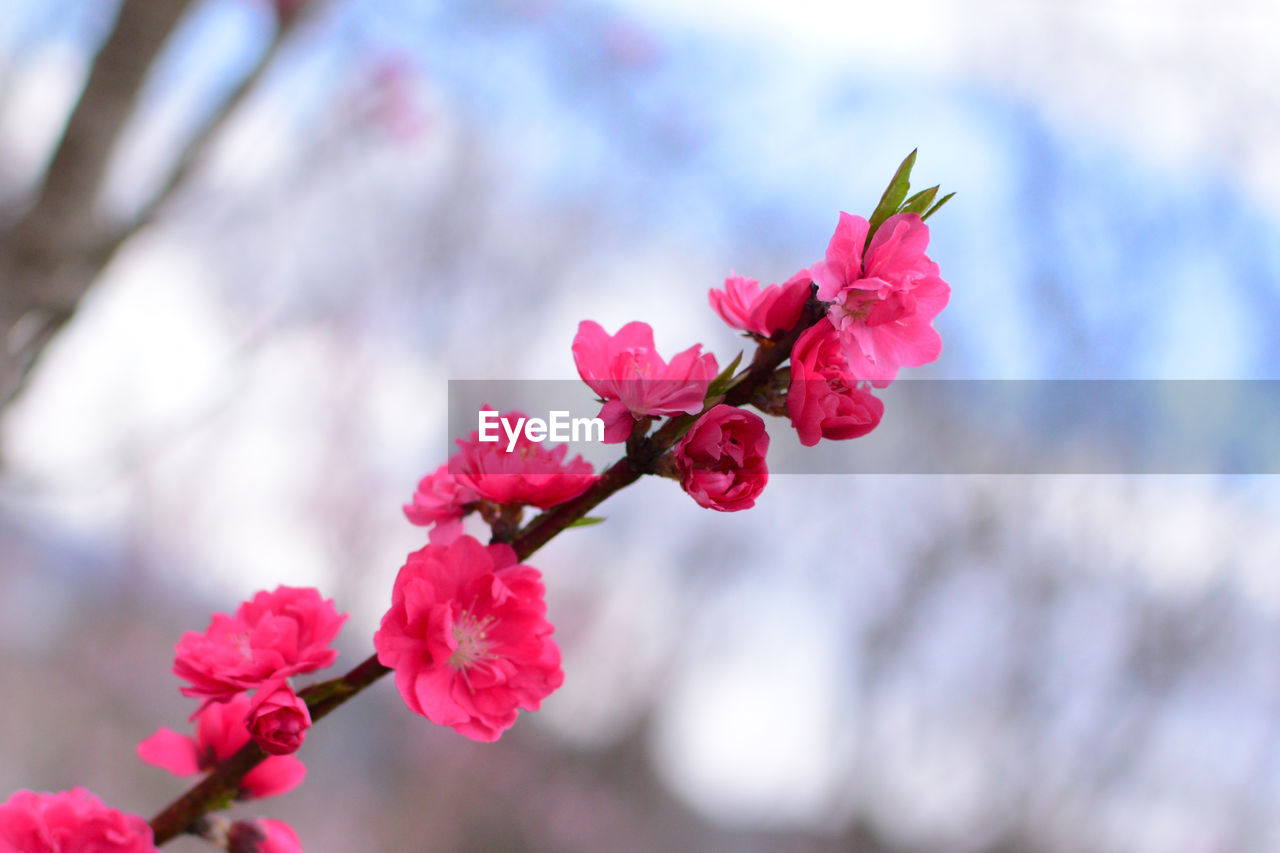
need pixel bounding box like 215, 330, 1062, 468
0, 154, 949, 851
127, 586, 345, 848
137, 692, 306, 798
381, 155, 951, 745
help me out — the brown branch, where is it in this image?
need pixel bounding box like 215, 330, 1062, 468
11, 0, 199, 247
1, 0, 199, 409
0, 0, 309, 413
109, 4, 308, 246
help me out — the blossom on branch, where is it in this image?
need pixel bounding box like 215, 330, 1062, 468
449, 410, 597, 509
137, 693, 306, 799
248, 680, 312, 756
811, 211, 949, 384
173, 586, 347, 706
404, 464, 479, 544
373, 535, 563, 742
572, 320, 718, 442
675, 404, 770, 511
708, 269, 811, 338
787, 319, 884, 446
0, 788, 156, 852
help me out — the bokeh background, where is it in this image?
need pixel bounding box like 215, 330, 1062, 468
2, 0, 1279, 851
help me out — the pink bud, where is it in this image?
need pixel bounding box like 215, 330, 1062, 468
709, 269, 811, 338
228, 818, 303, 853
787, 319, 884, 446
674, 405, 769, 512
248, 680, 311, 756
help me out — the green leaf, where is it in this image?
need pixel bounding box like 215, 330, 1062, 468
568, 516, 606, 528
705, 350, 744, 399
899, 184, 938, 216
207, 791, 237, 812
921, 191, 955, 222
866, 149, 916, 246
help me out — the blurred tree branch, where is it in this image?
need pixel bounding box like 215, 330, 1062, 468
0, 0, 304, 419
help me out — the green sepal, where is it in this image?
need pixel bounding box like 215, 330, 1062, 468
567, 516, 606, 528
899, 184, 938, 216
705, 351, 744, 400
206, 791, 237, 811
866, 149, 916, 246
921, 191, 955, 222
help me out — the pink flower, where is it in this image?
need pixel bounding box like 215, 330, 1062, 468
137, 693, 306, 799
674, 404, 769, 511
572, 320, 719, 442
248, 680, 311, 756
404, 464, 479, 544
811, 212, 949, 384
709, 269, 811, 338
173, 587, 347, 706
449, 410, 597, 509
787, 319, 884, 446
0, 788, 157, 852
373, 535, 564, 742
228, 819, 302, 853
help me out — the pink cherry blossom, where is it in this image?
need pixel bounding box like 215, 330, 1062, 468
0, 788, 156, 853
708, 269, 811, 338
449, 410, 597, 509
136, 692, 306, 799
248, 680, 311, 756
572, 320, 719, 442
228, 819, 302, 853
404, 464, 478, 544
811, 211, 949, 384
674, 404, 769, 511
787, 319, 884, 446
173, 586, 347, 706
373, 535, 564, 742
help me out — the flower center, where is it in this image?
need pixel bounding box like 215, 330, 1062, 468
841, 287, 916, 327
229, 630, 253, 661
447, 609, 494, 670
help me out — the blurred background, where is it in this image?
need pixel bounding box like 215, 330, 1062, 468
2, 0, 1279, 850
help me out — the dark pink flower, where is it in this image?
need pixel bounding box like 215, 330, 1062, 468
0, 788, 156, 852
248, 680, 311, 756
449, 410, 597, 509
136, 693, 306, 799
572, 320, 719, 442
173, 587, 347, 706
787, 319, 884, 446
708, 269, 811, 338
404, 464, 479, 544
811, 212, 949, 384
373, 535, 564, 742
228, 819, 302, 853
674, 405, 769, 511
